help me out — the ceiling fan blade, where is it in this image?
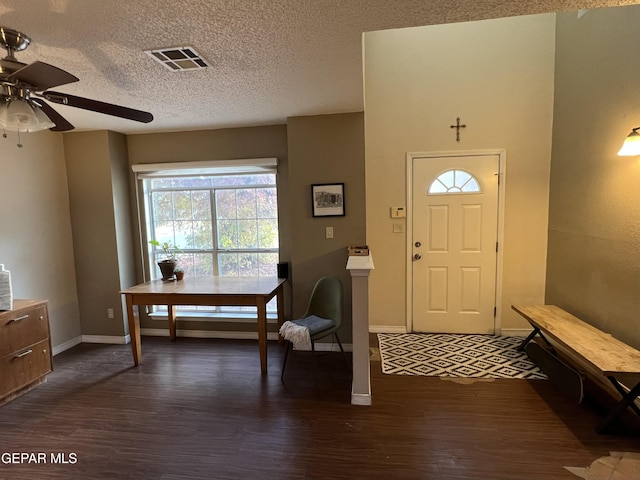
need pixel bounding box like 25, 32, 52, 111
42, 91, 153, 123
33, 99, 75, 131
8, 61, 79, 90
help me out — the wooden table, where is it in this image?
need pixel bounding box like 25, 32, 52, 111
121, 276, 286, 374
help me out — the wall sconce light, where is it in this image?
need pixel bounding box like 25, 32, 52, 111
618, 127, 640, 156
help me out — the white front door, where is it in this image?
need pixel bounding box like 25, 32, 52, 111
411, 154, 500, 333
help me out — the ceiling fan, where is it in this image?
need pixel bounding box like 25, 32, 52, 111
0, 26, 153, 134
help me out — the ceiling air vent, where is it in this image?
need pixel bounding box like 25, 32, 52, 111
144, 47, 209, 71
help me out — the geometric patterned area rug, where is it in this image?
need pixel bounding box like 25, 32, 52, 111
378, 333, 547, 380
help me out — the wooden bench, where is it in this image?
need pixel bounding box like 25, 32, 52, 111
512, 304, 640, 433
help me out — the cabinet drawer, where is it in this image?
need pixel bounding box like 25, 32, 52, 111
0, 339, 52, 398
0, 307, 49, 358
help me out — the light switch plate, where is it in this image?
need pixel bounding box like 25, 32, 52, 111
326, 226, 334, 239
391, 207, 406, 218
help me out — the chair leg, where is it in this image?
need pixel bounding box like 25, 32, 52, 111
334, 332, 351, 370
281, 340, 291, 382
311, 340, 319, 392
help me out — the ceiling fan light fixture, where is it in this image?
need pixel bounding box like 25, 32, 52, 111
0, 98, 54, 132
6, 98, 38, 129
29, 104, 55, 132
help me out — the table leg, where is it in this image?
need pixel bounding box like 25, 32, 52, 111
598, 378, 640, 433
125, 295, 141, 366
277, 284, 285, 344
517, 327, 539, 351
607, 376, 640, 418
257, 297, 268, 374
517, 326, 555, 353
168, 304, 176, 341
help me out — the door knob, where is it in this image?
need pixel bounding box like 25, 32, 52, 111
413, 253, 422, 261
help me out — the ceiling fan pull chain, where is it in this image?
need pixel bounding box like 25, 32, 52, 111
0, 128, 23, 147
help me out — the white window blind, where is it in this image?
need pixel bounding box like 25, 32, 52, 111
132, 158, 278, 178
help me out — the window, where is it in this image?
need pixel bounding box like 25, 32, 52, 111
428, 169, 481, 195
136, 159, 279, 315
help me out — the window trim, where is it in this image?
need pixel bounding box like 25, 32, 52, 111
132, 158, 278, 178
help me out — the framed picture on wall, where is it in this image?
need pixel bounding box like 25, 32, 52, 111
311, 183, 345, 217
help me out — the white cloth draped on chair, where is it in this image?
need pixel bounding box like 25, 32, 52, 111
279, 315, 335, 350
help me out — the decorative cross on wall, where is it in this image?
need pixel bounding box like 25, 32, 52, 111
450, 117, 466, 142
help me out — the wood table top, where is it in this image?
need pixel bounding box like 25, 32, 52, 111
121, 275, 286, 296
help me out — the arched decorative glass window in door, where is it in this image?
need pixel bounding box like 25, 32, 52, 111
428, 169, 481, 195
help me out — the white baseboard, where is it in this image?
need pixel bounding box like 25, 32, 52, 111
370, 327, 532, 337
81, 334, 131, 345
369, 325, 407, 334
52, 336, 82, 356
500, 328, 532, 337
53, 334, 131, 355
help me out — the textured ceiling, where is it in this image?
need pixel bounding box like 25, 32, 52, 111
0, 0, 637, 134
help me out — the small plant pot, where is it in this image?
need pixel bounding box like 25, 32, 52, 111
175, 271, 185, 281
158, 259, 177, 281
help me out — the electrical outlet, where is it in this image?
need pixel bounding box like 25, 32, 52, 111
107, 308, 115, 319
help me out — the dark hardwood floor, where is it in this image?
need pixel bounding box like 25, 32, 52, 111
1, 337, 639, 480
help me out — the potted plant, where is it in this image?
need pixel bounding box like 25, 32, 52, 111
173, 267, 185, 281
149, 240, 180, 280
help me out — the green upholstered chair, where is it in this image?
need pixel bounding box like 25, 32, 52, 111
280, 276, 350, 381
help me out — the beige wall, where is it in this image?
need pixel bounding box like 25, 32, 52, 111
364, 14, 556, 332
287, 113, 366, 342
0, 131, 81, 349
109, 132, 138, 307
546, 5, 640, 349
64, 131, 134, 338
